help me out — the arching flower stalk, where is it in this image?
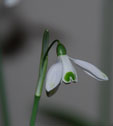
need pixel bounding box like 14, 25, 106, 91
30, 29, 108, 126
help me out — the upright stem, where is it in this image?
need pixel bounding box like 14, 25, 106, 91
30, 57, 48, 126
30, 37, 60, 126
30, 29, 49, 126
35, 39, 60, 97
35, 57, 48, 97
30, 96, 40, 126
0, 49, 10, 126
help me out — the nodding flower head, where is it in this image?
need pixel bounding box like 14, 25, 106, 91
45, 43, 108, 96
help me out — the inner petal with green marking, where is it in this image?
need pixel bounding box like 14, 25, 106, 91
64, 72, 76, 83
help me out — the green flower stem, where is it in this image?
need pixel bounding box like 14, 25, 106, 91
30, 30, 61, 126
30, 29, 49, 126
30, 57, 48, 126
0, 49, 10, 126
30, 96, 40, 126
35, 39, 61, 96
43, 39, 60, 61
35, 57, 48, 97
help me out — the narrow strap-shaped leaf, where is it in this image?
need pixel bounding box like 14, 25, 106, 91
41, 29, 50, 58
39, 29, 50, 76
31, 30, 50, 125
0, 49, 10, 126
35, 29, 50, 96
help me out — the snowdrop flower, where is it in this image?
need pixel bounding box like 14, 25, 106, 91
46, 43, 108, 96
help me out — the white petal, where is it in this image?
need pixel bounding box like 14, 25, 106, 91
70, 57, 108, 81
46, 61, 63, 92
59, 55, 78, 83
84, 70, 104, 81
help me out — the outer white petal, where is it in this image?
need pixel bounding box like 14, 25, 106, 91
46, 61, 63, 92
70, 57, 108, 81
59, 55, 78, 83
84, 70, 104, 81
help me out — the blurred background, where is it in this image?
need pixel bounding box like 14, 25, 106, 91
0, 0, 113, 126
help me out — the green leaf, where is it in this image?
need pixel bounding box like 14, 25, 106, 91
41, 29, 50, 58
32, 30, 50, 125
0, 49, 10, 126
39, 29, 50, 75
